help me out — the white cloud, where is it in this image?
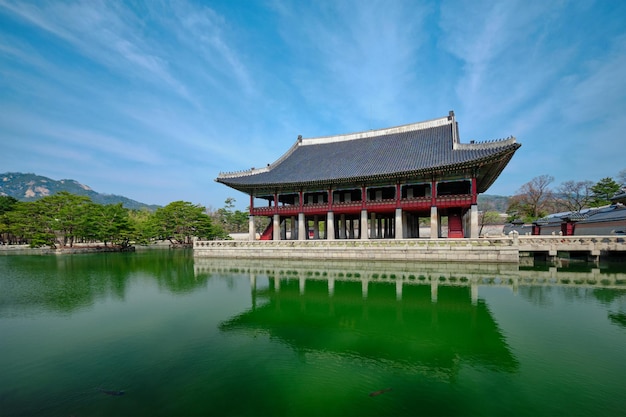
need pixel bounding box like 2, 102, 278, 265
271, 1, 432, 129
0, 1, 196, 102
0, 110, 164, 166
2, 0, 625, 205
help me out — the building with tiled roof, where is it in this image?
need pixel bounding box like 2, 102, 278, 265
611, 189, 626, 204
217, 111, 521, 240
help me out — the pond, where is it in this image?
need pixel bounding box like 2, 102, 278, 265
1, 249, 625, 417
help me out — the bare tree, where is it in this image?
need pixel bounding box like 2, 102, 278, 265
479, 211, 503, 236
507, 175, 555, 220
617, 168, 626, 186
556, 180, 594, 211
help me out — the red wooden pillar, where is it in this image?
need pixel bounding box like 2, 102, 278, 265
396, 183, 401, 207
471, 177, 477, 204
431, 180, 437, 205
361, 186, 367, 209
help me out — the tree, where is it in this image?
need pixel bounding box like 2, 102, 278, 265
153, 201, 226, 246
128, 208, 158, 244
590, 177, 621, 207
0, 196, 19, 244
0, 193, 139, 248
214, 198, 249, 233
479, 211, 503, 236
5, 201, 57, 247
38, 192, 93, 247
556, 180, 594, 212
506, 175, 555, 221
0, 196, 18, 215
89, 203, 134, 247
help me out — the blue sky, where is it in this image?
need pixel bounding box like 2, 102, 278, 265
1, 0, 625, 209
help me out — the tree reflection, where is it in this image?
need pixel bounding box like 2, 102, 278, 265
608, 312, 626, 328
0, 249, 210, 315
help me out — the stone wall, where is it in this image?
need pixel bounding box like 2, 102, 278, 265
193, 239, 519, 263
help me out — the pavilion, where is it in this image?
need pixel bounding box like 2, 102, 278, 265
217, 111, 520, 240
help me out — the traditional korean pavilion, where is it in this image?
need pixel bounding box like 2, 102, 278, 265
217, 111, 520, 240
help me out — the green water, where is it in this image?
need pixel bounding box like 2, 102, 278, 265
1, 250, 625, 417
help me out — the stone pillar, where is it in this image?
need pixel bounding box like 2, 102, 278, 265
395, 208, 403, 240
383, 215, 391, 239
361, 210, 369, 240
370, 212, 377, 238
361, 279, 369, 298
291, 216, 297, 240
430, 206, 439, 239
249, 215, 255, 241
327, 212, 335, 240
298, 212, 306, 240
280, 218, 287, 240
339, 214, 346, 239
431, 279, 438, 303
402, 212, 408, 239
413, 215, 420, 238
470, 204, 479, 238
273, 214, 280, 241
314, 215, 320, 239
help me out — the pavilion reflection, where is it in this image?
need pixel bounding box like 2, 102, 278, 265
215, 259, 521, 379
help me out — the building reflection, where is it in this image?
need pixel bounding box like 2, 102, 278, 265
204, 258, 626, 379
214, 259, 522, 379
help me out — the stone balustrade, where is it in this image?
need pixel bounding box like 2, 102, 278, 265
194, 235, 626, 264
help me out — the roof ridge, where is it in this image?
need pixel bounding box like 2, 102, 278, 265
300, 115, 452, 146
453, 136, 517, 150
218, 113, 456, 179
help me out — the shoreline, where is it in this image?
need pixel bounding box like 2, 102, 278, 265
0, 244, 136, 255
0, 240, 180, 255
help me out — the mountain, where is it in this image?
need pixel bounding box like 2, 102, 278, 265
0, 172, 160, 211
478, 194, 511, 213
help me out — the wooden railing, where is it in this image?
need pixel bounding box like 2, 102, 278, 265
250, 194, 474, 216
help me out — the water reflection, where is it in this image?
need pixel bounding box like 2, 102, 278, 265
0, 250, 205, 316
2, 253, 626, 416
197, 257, 626, 376
220, 273, 519, 379
608, 311, 626, 328
195, 258, 626, 303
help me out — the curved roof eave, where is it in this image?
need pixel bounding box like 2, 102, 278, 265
217, 143, 520, 195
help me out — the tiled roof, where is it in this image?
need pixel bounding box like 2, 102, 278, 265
217, 113, 520, 194
537, 205, 626, 224
580, 205, 626, 223
611, 190, 626, 203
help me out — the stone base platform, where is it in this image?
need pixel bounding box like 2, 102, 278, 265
193, 239, 519, 263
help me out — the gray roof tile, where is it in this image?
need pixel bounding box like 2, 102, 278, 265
218, 114, 520, 194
